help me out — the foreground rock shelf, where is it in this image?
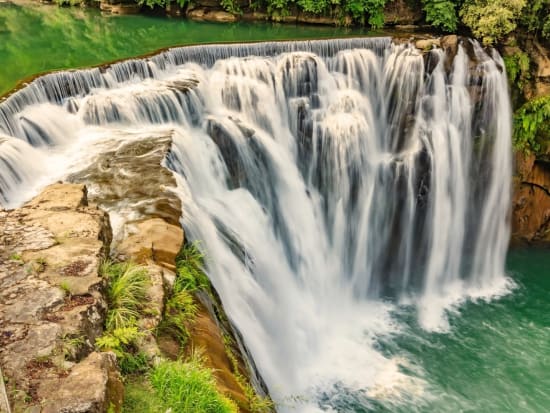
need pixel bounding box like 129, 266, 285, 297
0, 133, 265, 412
0, 183, 120, 412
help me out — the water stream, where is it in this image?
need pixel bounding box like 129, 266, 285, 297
0, 37, 547, 412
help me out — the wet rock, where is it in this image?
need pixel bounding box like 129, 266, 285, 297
68, 133, 181, 229
297, 13, 337, 25
100, 2, 142, 15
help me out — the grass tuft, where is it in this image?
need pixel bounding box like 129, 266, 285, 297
101, 261, 150, 330
150, 351, 238, 413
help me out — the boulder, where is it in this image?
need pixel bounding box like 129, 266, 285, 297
68, 133, 182, 230
188, 8, 238, 23
415, 38, 440, 51
40, 352, 124, 413
117, 218, 184, 271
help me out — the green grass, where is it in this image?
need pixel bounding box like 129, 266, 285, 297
174, 241, 210, 293
158, 289, 198, 347
150, 354, 238, 413
9, 252, 22, 262
59, 281, 73, 297
157, 242, 208, 347
123, 377, 167, 413
123, 353, 239, 413
96, 261, 151, 373
100, 261, 150, 330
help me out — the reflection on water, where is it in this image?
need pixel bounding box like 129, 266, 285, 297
0, 1, 367, 95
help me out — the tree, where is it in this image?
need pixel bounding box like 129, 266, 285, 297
460, 0, 526, 45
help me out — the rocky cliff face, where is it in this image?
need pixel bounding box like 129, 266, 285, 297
506, 39, 550, 246
512, 154, 550, 245
0, 183, 122, 412
0, 132, 264, 412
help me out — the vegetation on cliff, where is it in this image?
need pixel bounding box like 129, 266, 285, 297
513, 95, 550, 155
95, 245, 272, 413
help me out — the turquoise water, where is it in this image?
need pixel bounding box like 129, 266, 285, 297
331, 249, 550, 413
0, 1, 368, 96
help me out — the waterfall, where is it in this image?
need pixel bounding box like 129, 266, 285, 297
0, 38, 512, 411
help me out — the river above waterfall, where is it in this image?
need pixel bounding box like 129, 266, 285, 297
0, 0, 371, 97
1, 9, 549, 412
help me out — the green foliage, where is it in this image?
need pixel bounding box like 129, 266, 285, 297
519, 0, 550, 39
222, 335, 273, 412
53, 0, 82, 6
297, 0, 332, 14
136, 0, 189, 8
59, 281, 73, 297
221, 0, 242, 14
123, 377, 168, 413
158, 290, 198, 346
344, 0, 387, 28
62, 334, 86, 361
9, 252, 22, 261
421, 0, 459, 32
503, 51, 530, 90
175, 241, 210, 293
119, 351, 149, 375
96, 326, 143, 355
96, 326, 147, 374
513, 95, 550, 154
460, 0, 526, 45
264, 0, 295, 16
101, 261, 149, 330
158, 242, 206, 346
150, 354, 238, 413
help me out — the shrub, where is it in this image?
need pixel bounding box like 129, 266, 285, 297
503, 51, 530, 90
422, 0, 459, 32
460, 0, 526, 45
297, 0, 331, 14
221, 0, 242, 14
344, 0, 387, 28
513, 95, 550, 154
158, 242, 206, 346
150, 354, 238, 413
519, 0, 550, 40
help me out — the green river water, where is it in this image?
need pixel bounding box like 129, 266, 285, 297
0, 0, 367, 96
1, 2, 549, 412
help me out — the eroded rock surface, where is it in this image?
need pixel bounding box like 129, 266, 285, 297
512, 153, 550, 245
0, 183, 121, 412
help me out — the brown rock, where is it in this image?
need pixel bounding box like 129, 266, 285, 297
415, 38, 440, 51
188, 8, 238, 23
40, 352, 124, 413
0, 183, 111, 411
117, 218, 184, 271
68, 133, 182, 227
512, 152, 550, 245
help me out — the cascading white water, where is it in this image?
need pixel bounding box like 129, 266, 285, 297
0, 38, 512, 411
